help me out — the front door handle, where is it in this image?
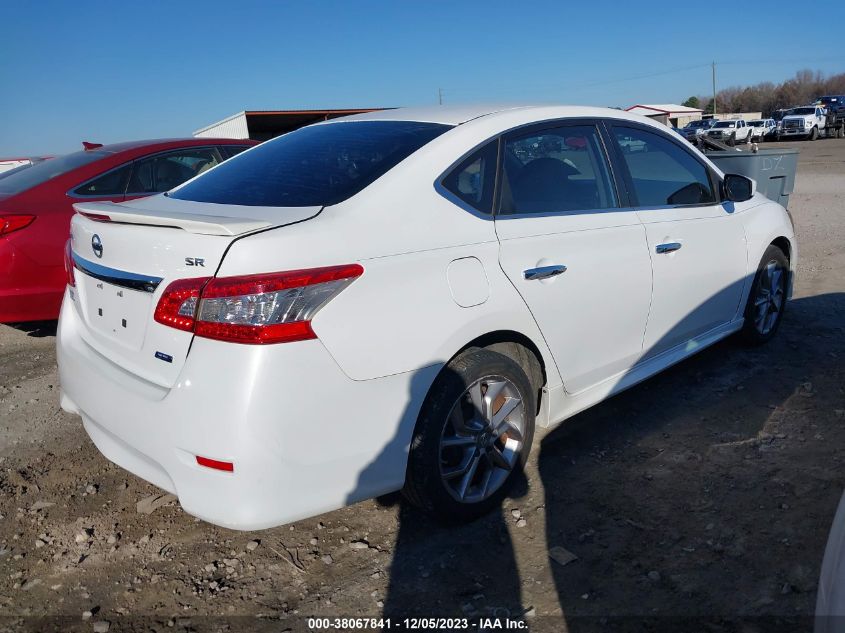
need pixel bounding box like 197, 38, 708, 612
523, 264, 567, 281
655, 242, 682, 254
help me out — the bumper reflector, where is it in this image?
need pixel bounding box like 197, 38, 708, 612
196, 456, 234, 472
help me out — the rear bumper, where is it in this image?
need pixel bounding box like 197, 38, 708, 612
57, 291, 436, 530
0, 238, 63, 322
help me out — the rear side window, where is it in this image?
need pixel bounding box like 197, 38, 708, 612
441, 141, 498, 213
220, 145, 253, 158
128, 148, 222, 194
73, 163, 132, 197
611, 126, 716, 207
170, 121, 452, 207
500, 125, 618, 215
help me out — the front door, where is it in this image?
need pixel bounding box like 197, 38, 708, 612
607, 123, 747, 359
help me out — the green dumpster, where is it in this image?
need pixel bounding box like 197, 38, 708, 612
706, 148, 799, 209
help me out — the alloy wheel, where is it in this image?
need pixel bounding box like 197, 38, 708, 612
439, 376, 526, 504
753, 260, 785, 335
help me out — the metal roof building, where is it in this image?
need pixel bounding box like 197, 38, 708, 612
194, 108, 389, 141
625, 104, 703, 128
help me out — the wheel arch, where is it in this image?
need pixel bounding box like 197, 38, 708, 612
451, 329, 549, 414
771, 235, 792, 263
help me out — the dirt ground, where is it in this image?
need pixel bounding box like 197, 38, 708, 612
1, 138, 844, 633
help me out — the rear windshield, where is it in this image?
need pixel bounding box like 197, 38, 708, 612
169, 121, 452, 207
0, 151, 107, 196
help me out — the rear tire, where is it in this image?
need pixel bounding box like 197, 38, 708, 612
403, 349, 536, 522
739, 245, 789, 346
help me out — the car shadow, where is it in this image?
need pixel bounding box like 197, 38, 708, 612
5, 320, 58, 338
361, 284, 845, 630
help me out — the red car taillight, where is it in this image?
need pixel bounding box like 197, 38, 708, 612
63, 239, 76, 288
154, 264, 363, 344
0, 214, 35, 236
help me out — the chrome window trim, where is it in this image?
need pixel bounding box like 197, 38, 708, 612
72, 253, 163, 293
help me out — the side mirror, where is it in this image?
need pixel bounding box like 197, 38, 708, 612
723, 174, 755, 202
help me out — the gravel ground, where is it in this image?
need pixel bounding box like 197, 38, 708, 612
1, 139, 844, 633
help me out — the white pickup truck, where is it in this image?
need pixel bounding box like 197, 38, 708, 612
748, 118, 777, 141
779, 105, 827, 140
703, 119, 753, 145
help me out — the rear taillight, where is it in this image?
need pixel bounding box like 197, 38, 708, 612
0, 214, 35, 236
63, 239, 76, 288
153, 277, 210, 332
154, 264, 363, 344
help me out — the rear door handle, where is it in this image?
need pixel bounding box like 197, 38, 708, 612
655, 242, 682, 254
523, 264, 567, 280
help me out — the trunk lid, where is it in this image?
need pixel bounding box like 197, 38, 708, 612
68, 198, 322, 388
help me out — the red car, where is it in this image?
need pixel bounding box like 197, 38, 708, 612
0, 138, 257, 322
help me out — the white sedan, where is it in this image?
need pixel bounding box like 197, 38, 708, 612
57, 105, 796, 530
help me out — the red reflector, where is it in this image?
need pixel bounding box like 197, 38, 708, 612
78, 211, 112, 222
196, 456, 234, 472
64, 239, 76, 288
0, 214, 35, 236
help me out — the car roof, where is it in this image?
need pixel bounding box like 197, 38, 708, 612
87, 138, 257, 154
323, 104, 662, 127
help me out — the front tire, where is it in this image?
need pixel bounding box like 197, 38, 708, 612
809, 126, 819, 141
727, 133, 736, 147
403, 349, 536, 522
740, 245, 789, 345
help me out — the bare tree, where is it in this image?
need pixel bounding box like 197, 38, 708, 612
697, 69, 845, 116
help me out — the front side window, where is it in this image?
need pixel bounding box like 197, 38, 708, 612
499, 125, 618, 215
441, 141, 497, 213
170, 121, 452, 207
612, 126, 716, 207
128, 148, 222, 194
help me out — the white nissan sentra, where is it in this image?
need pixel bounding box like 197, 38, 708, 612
58, 105, 796, 530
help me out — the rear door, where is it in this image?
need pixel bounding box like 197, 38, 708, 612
607, 123, 747, 359
494, 120, 653, 394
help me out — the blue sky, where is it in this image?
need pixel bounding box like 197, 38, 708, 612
2, 0, 843, 155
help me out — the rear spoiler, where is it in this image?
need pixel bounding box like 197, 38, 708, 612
72, 201, 273, 237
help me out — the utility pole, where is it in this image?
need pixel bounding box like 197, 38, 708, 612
712, 61, 717, 118
438, 88, 443, 105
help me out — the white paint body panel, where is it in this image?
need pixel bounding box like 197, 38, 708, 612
496, 211, 653, 395
57, 105, 796, 529
637, 202, 748, 358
